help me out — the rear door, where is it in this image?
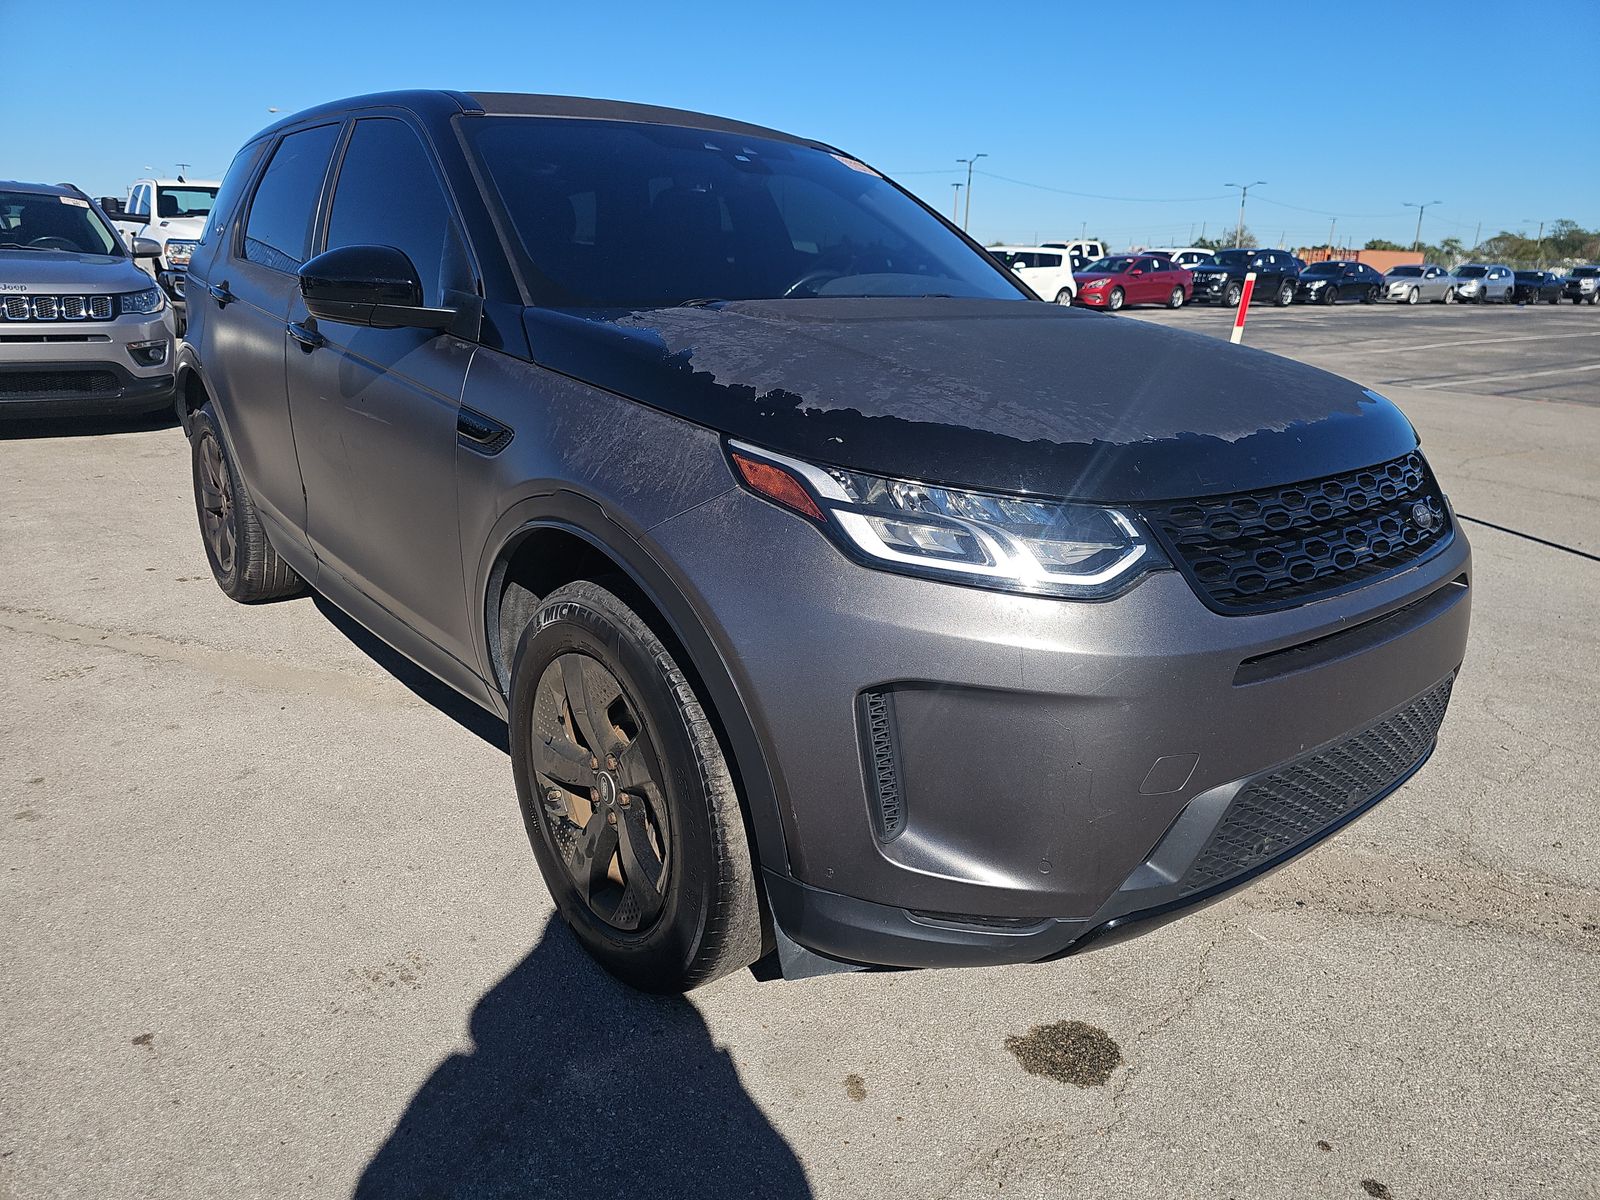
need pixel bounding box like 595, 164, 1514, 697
283, 115, 481, 666
206, 123, 341, 548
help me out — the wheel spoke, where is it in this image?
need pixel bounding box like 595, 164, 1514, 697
616, 801, 666, 921
611, 729, 659, 794
558, 654, 612, 754
571, 809, 619, 904
531, 728, 591, 794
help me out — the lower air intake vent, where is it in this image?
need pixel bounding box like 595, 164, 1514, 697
859, 689, 905, 841
1178, 673, 1455, 896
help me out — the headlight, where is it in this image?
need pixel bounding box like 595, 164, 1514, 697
119, 287, 165, 315
1304, 279, 1326, 288
728, 440, 1166, 599
1083, 278, 1109, 289
165, 239, 198, 267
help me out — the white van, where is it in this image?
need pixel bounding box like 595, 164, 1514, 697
1040, 239, 1106, 272
988, 245, 1078, 303
1146, 246, 1215, 269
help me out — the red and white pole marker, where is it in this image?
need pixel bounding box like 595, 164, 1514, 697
1229, 270, 1257, 344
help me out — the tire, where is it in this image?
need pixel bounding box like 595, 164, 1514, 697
1547, 292, 1560, 305
1591, 293, 1599, 305
1107, 286, 1125, 311
1223, 281, 1243, 308
1321, 284, 1338, 306
1407, 287, 1420, 305
1362, 285, 1379, 304
1055, 288, 1073, 305
508, 580, 764, 993
1274, 281, 1295, 306
188, 405, 303, 603
1166, 286, 1185, 309
1444, 287, 1456, 304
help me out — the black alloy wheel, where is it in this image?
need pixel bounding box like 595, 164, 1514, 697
196, 428, 235, 578
1321, 284, 1339, 305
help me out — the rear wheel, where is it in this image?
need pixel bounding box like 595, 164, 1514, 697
1107, 286, 1125, 311
1055, 288, 1073, 305
1167, 286, 1185, 309
188, 406, 303, 603
509, 580, 764, 993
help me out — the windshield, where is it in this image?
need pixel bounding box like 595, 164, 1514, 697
1212, 249, 1252, 265
1303, 262, 1342, 276
1457, 266, 1487, 278
1388, 266, 1422, 277
1084, 256, 1136, 273
0, 189, 121, 255
155, 186, 219, 219
1572, 267, 1599, 278
463, 117, 1024, 307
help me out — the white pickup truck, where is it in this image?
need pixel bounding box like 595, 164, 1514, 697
102, 177, 220, 332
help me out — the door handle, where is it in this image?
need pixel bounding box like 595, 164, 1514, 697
286, 321, 324, 351
207, 281, 235, 307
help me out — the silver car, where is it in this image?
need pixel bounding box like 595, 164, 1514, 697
1, 180, 176, 417
1383, 264, 1459, 305
1452, 263, 1516, 304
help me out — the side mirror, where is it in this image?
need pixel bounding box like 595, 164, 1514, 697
98, 197, 125, 216
118, 209, 150, 226
132, 237, 162, 259
298, 244, 454, 331
1129, 268, 1144, 276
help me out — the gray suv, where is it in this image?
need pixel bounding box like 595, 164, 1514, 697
1, 181, 175, 417
177, 92, 1471, 992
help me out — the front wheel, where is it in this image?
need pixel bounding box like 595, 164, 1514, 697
1167, 286, 1185, 309
1107, 286, 1125, 311
188, 406, 304, 603
1407, 287, 1421, 305
1321, 285, 1339, 306
1223, 282, 1243, 308
509, 580, 765, 993
1362, 285, 1379, 304
1443, 287, 1456, 304
1275, 281, 1295, 306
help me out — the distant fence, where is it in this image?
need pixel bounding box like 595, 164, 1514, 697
1298, 247, 1426, 272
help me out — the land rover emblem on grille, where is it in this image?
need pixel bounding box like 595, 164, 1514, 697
1411, 500, 1439, 531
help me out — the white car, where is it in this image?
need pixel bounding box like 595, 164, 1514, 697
1146, 246, 1216, 269
1041, 239, 1106, 272
989, 245, 1078, 304
104, 177, 221, 324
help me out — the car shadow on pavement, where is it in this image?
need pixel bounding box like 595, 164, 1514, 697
0, 408, 178, 440
354, 915, 812, 1199
312, 594, 509, 753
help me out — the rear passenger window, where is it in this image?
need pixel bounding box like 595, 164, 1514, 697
325, 118, 469, 307
243, 124, 340, 273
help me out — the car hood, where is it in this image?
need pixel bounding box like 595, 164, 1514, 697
147, 215, 207, 241
0, 248, 148, 292
521, 298, 1418, 503
1074, 271, 1120, 283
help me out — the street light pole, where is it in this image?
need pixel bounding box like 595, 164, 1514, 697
1224, 180, 1265, 247
1403, 200, 1442, 251
951, 183, 963, 222
956, 153, 987, 232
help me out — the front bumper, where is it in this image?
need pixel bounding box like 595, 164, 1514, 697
0, 310, 176, 417
1189, 275, 1232, 302
1076, 287, 1114, 307
653, 486, 1472, 969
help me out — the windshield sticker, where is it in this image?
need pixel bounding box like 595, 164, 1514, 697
59, 196, 89, 207
830, 154, 881, 177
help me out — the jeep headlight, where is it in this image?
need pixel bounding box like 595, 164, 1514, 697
727, 440, 1166, 599
119, 287, 165, 315
165, 239, 198, 267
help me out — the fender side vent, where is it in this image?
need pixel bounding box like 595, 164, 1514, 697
456, 406, 513, 455
859, 689, 905, 841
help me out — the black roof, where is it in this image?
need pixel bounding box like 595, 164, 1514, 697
0, 179, 79, 197
255, 89, 818, 149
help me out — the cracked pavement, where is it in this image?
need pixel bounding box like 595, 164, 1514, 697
2, 305, 1598, 1199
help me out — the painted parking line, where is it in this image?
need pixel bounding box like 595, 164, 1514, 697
1333, 330, 1600, 357
1397, 361, 1600, 389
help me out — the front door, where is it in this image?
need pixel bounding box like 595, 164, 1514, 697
283, 115, 480, 665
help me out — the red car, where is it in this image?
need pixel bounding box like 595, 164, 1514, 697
1075, 253, 1192, 311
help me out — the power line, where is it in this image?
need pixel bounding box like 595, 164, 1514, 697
973, 169, 1233, 204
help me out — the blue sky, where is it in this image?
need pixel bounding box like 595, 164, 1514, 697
5, 0, 1596, 251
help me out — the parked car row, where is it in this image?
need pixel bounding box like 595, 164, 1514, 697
991, 243, 1599, 312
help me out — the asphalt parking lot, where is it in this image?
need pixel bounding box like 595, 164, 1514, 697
3, 304, 1598, 1199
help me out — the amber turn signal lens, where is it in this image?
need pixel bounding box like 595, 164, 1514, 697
731, 452, 825, 522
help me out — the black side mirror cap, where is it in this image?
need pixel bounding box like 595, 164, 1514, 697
131, 237, 162, 259
118, 209, 151, 225
299, 245, 456, 331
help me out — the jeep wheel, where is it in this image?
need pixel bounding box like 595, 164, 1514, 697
1223, 281, 1243, 308
1275, 281, 1295, 306
509, 580, 765, 993
189, 406, 304, 603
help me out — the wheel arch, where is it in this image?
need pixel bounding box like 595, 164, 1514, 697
479, 493, 793, 881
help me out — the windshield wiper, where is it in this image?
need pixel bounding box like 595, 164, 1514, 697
676, 297, 727, 308
0, 242, 49, 251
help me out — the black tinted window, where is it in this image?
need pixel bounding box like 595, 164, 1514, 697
243, 124, 339, 273
464, 117, 1022, 307
200, 142, 268, 248
326, 118, 468, 307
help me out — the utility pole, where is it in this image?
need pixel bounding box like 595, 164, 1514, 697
1224, 180, 1265, 247
175, 161, 192, 179
951, 183, 963, 222
1527, 219, 1547, 266
956, 153, 987, 232
1472, 221, 1481, 254
1403, 200, 1442, 251
1328, 217, 1337, 252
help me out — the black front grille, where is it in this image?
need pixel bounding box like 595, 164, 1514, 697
1146, 451, 1451, 613
1177, 674, 1454, 896
0, 369, 120, 398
